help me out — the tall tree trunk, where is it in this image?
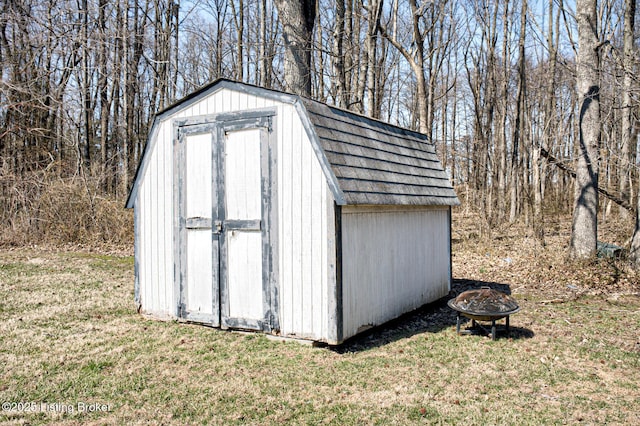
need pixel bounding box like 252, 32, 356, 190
366, 0, 383, 118
112, 0, 122, 193
510, 0, 526, 224
344, 0, 354, 108
231, 0, 244, 81
380, 0, 429, 133
120, 0, 130, 196
332, 0, 348, 108
171, 0, 179, 99
537, 0, 561, 243
570, 0, 601, 259
259, 0, 268, 86
625, 0, 640, 266
215, 0, 226, 79
620, 0, 635, 218
450, 72, 458, 187
81, 0, 92, 170
98, 0, 110, 190
497, 0, 510, 223
273, 0, 316, 97
315, 5, 325, 101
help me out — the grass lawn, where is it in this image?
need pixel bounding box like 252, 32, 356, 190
1, 214, 639, 425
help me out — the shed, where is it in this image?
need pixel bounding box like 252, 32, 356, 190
125, 79, 460, 344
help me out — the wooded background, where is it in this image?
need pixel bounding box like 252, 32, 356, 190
1, 0, 638, 250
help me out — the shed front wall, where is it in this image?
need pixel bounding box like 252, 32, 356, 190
340, 206, 452, 340
133, 86, 334, 342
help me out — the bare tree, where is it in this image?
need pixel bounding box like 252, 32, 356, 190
365, 0, 383, 118
625, 0, 640, 266
462, 0, 499, 215
332, 0, 348, 108
380, 0, 431, 134
273, 0, 316, 96
620, 0, 636, 219
510, 0, 527, 224
230, 0, 244, 80
571, 0, 601, 259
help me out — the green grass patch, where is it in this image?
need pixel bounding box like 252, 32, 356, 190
1, 247, 639, 425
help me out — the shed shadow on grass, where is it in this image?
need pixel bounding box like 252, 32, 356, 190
330, 278, 534, 353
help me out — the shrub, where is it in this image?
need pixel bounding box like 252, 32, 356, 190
0, 162, 133, 249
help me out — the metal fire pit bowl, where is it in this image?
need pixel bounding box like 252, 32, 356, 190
448, 286, 520, 340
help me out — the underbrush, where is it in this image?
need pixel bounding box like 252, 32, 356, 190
0, 167, 133, 250
452, 211, 640, 300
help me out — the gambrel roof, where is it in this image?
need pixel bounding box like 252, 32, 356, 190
126, 79, 459, 208
302, 98, 459, 206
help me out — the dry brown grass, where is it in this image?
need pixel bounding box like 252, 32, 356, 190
0, 169, 133, 250
0, 213, 639, 425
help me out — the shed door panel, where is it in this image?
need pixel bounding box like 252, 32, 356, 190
179, 130, 219, 325
225, 130, 261, 220
221, 129, 269, 330
186, 133, 213, 218
175, 112, 277, 334
186, 230, 214, 315
227, 231, 263, 320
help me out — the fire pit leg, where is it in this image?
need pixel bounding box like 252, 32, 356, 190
491, 320, 496, 341
456, 312, 461, 335
506, 315, 510, 336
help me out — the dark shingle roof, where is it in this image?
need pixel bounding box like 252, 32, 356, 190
301, 99, 460, 206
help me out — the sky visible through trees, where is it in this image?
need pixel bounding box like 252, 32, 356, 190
1, 0, 639, 251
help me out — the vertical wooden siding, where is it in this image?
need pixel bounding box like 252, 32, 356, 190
137, 122, 173, 317
341, 206, 451, 340
136, 89, 276, 318
277, 104, 332, 341
135, 89, 333, 342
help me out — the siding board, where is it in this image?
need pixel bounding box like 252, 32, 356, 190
311, 149, 322, 337
341, 206, 451, 339
301, 124, 312, 335
290, 107, 303, 336
164, 125, 174, 313
158, 120, 167, 312
150, 148, 159, 311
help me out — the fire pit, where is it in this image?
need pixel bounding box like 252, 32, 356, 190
448, 287, 520, 340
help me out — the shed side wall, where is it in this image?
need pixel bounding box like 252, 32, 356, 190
341, 206, 451, 340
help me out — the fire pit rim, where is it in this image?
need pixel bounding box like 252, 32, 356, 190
447, 286, 521, 320
447, 298, 521, 320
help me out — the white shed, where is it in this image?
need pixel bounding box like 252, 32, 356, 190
126, 79, 460, 344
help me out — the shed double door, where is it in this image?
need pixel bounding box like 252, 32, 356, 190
176, 115, 276, 332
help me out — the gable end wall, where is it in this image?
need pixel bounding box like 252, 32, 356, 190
133, 86, 335, 342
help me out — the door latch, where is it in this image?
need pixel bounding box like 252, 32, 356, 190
214, 220, 223, 234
